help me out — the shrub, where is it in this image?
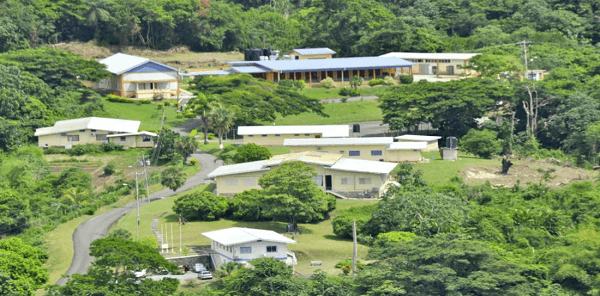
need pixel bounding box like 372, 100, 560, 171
164, 101, 171, 106
373, 231, 418, 246
229, 189, 266, 221
350, 89, 361, 97
189, 129, 198, 138
172, 191, 229, 221
383, 76, 395, 85
207, 133, 216, 140
338, 87, 350, 96
189, 158, 198, 166
399, 75, 414, 84
294, 79, 306, 90
369, 78, 384, 86
335, 258, 365, 274
103, 163, 116, 176
321, 77, 335, 88
332, 204, 377, 239
106, 94, 152, 104
233, 143, 272, 163
279, 79, 294, 88
100, 142, 125, 152
461, 129, 502, 159
349, 75, 363, 89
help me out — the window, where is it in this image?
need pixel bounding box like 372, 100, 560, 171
91, 129, 97, 132
349, 151, 360, 157
226, 179, 238, 186
67, 135, 79, 141
240, 247, 252, 254
142, 136, 151, 142
248, 135, 254, 137
371, 150, 383, 156
305, 133, 310, 136
312, 176, 323, 187
359, 178, 372, 184
79, 129, 86, 132
243, 178, 257, 186
267, 246, 277, 253
262, 134, 267, 137
456, 65, 462, 70
60, 133, 67, 136
294, 134, 300, 136
96, 134, 107, 141
275, 134, 281, 137
341, 177, 353, 185
120, 136, 127, 142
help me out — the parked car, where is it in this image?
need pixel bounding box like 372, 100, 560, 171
198, 271, 213, 280
133, 269, 146, 278
194, 263, 207, 272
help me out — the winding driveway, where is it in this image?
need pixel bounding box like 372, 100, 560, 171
56, 151, 222, 285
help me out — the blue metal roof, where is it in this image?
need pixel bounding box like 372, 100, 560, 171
230, 66, 269, 74
182, 70, 231, 77
229, 57, 413, 73
291, 48, 337, 55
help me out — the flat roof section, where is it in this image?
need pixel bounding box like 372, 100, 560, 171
284, 137, 394, 147
395, 135, 442, 142
238, 125, 350, 138
202, 227, 296, 246
329, 158, 398, 175
229, 57, 413, 73
381, 52, 480, 60
230, 66, 269, 74
290, 48, 337, 55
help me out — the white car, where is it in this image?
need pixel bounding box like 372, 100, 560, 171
194, 263, 207, 272
133, 269, 146, 278
198, 270, 213, 280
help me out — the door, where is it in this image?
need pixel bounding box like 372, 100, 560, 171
447, 66, 454, 75
432, 66, 437, 75
325, 175, 332, 191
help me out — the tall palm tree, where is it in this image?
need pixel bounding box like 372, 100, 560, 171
85, 0, 112, 39
210, 105, 235, 150
175, 136, 198, 161
185, 93, 217, 144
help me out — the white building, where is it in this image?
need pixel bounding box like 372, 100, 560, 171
203, 227, 297, 269
238, 125, 350, 146
395, 135, 442, 152
97, 53, 180, 99
380, 52, 480, 76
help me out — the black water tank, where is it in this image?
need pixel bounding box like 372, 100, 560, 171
244, 49, 252, 61
446, 137, 457, 149
263, 48, 271, 57
252, 49, 262, 61
353, 124, 360, 133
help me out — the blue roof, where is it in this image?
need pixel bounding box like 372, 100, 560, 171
230, 66, 268, 74
229, 57, 413, 73
291, 48, 337, 55
182, 70, 231, 77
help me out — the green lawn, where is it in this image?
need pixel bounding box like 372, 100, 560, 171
113, 194, 377, 275
300, 85, 395, 100
94, 99, 188, 131
267, 146, 290, 156
412, 151, 501, 185
274, 100, 382, 125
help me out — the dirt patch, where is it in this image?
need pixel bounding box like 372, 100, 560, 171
46, 41, 243, 69
461, 159, 593, 187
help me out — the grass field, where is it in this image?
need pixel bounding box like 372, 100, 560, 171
300, 85, 395, 100
94, 99, 188, 131
274, 100, 382, 125
411, 151, 505, 185
113, 193, 377, 275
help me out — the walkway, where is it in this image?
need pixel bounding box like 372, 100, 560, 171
57, 151, 222, 285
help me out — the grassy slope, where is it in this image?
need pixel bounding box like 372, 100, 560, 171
274, 100, 382, 125
94, 99, 188, 131
114, 194, 377, 275
300, 85, 394, 100
412, 151, 501, 185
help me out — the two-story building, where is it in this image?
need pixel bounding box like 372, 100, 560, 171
203, 227, 296, 269
97, 53, 180, 99
238, 125, 349, 146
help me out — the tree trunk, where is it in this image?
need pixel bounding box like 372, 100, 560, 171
201, 117, 209, 144
218, 132, 223, 150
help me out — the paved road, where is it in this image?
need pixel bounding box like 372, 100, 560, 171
57, 152, 222, 285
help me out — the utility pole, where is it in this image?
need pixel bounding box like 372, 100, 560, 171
520, 40, 528, 73
352, 220, 357, 276
171, 223, 174, 253
141, 155, 150, 204
131, 171, 145, 241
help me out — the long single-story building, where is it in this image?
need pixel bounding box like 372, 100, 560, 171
238, 125, 349, 146
395, 135, 442, 152
34, 117, 155, 149
284, 137, 426, 162
203, 227, 296, 268
380, 52, 480, 76
97, 53, 180, 99
207, 151, 398, 198
286, 47, 336, 60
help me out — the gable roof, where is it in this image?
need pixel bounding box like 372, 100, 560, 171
380, 52, 480, 60
228, 57, 413, 73
207, 160, 271, 178
238, 125, 349, 138
290, 48, 336, 55
106, 131, 157, 138
202, 227, 296, 246
387, 141, 427, 150
99, 53, 178, 75
284, 137, 394, 146
329, 158, 398, 175
34, 117, 140, 136
395, 135, 442, 142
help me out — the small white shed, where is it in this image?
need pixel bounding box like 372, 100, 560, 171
202, 227, 297, 268
395, 135, 442, 152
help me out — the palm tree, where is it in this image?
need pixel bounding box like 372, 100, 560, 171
175, 136, 198, 161
161, 166, 186, 192
210, 106, 235, 150
185, 93, 217, 144
85, 0, 112, 39
60, 187, 92, 213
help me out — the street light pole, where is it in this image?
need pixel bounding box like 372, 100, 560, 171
141, 155, 150, 204
135, 172, 140, 241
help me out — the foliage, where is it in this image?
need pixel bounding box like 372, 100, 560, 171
461, 129, 503, 158
233, 143, 272, 163
106, 95, 151, 104
103, 163, 116, 176
332, 204, 377, 239
109, 228, 132, 240
394, 163, 427, 190
349, 76, 363, 90
175, 136, 198, 160
294, 79, 306, 90
172, 191, 229, 221
399, 75, 413, 84
383, 76, 395, 85
151, 129, 184, 163
189, 158, 198, 166
160, 166, 186, 192
43, 143, 125, 156
369, 78, 384, 86
350, 89, 361, 97
210, 105, 235, 147
338, 87, 350, 96
0, 237, 48, 295
229, 189, 267, 222
373, 231, 417, 247
188, 129, 198, 138
321, 77, 335, 88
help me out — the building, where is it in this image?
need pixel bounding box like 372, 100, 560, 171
106, 131, 157, 148
526, 69, 550, 81
380, 52, 480, 76
238, 125, 350, 146
207, 151, 398, 198
203, 227, 297, 268
97, 53, 180, 99
284, 137, 426, 162
286, 48, 336, 60
34, 117, 154, 149
395, 135, 442, 152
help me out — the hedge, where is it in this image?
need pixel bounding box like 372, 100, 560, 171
106, 94, 152, 104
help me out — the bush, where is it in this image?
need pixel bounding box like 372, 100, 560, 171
164, 101, 171, 106
189, 129, 198, 138
229, 189, 266, 221
189, 158, 198, 166
332, 204, 377, 239
321, 77, 335, 88
383, 76, 395, 85
350, 89, 361, 97
294, 79, 306, 90
399, 75, 414, 84
103, 163, 116, 176
100, 142, 125, 152
106, 94, 152, 104
338, 87, 350, 96
369, 78, 384, 86
279, 79, 294, 88
461, 129, 502, 159
233, 143, 272, 163
172, 191, 229, 221
373, 231, 418, 246
349, 75, 363, 89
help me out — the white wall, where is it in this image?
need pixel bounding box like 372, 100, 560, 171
211, 240, 289, 262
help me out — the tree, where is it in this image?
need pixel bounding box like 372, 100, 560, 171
229, 189, 266, 221
172, 191, 229, 221
175, 136, 198, 160
349, 75, 363, 90
210, 105, 235, 149
161, 166, 186, 192
233, 143, 272, 163
332, 204, 377, 239
109, 228, 132, 240
584, 121, 600, 165
184, 93, 215, 144
461, 129, 502, 158
0, 237, 48, 296
258, 161, 330, 233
